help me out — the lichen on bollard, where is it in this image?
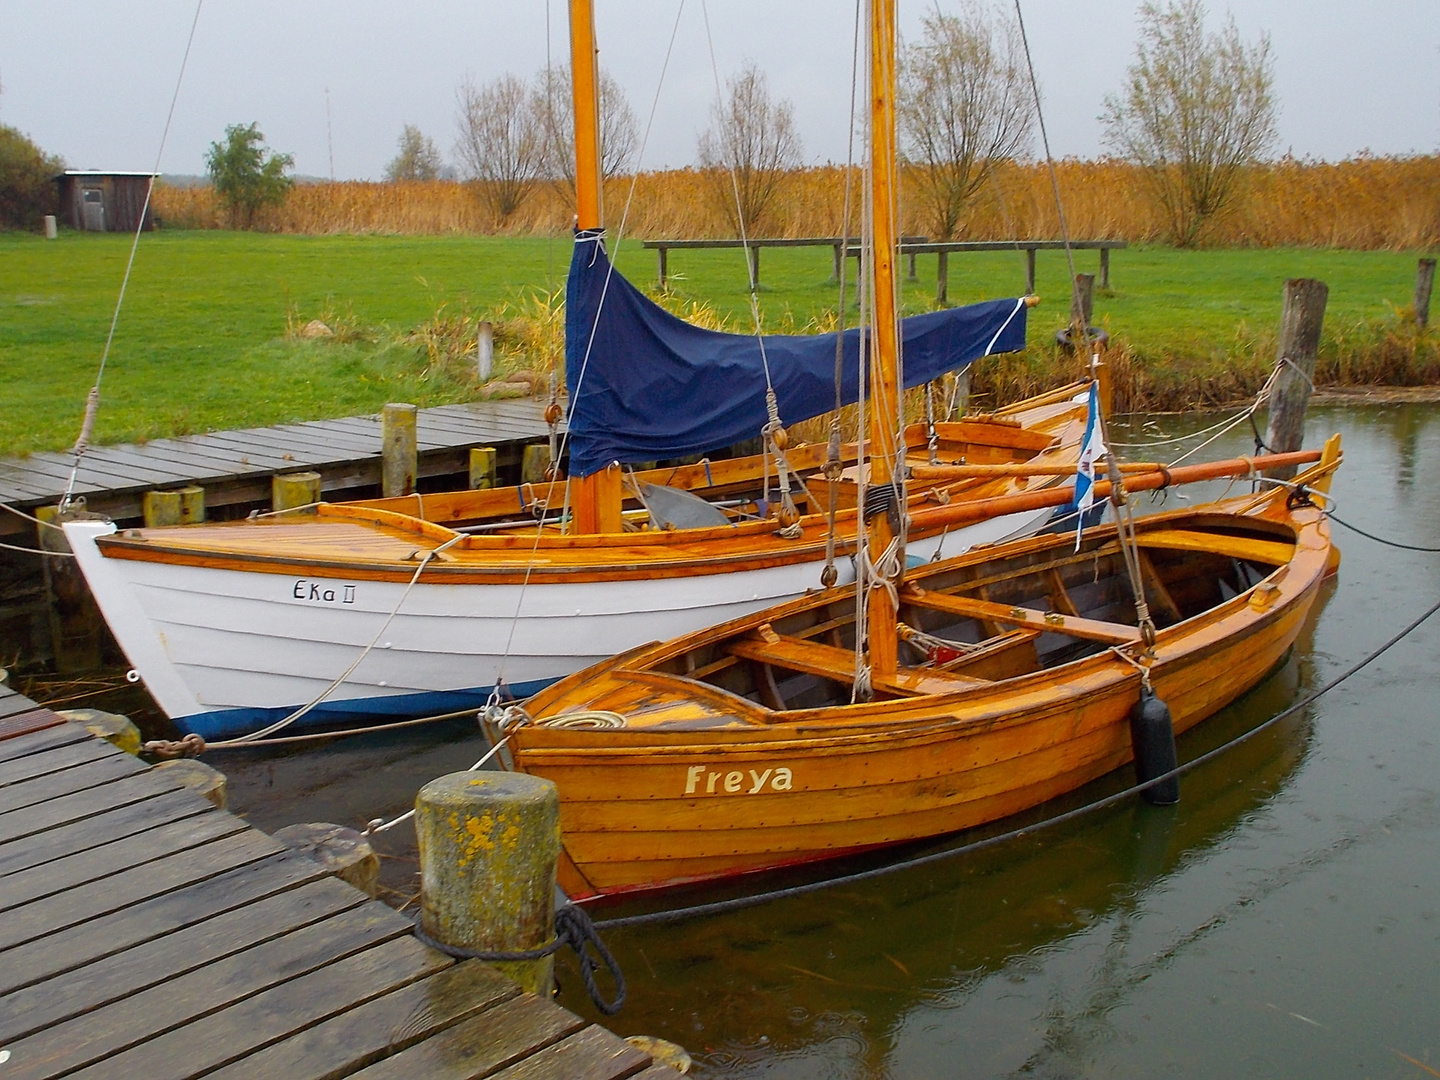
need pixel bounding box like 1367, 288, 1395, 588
415, 771, 561, 996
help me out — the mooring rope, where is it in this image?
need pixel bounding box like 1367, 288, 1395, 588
591, 592, 1440, 931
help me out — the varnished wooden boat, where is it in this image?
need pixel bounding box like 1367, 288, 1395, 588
61, 396, 1089, 738
506, 440, 1341, 899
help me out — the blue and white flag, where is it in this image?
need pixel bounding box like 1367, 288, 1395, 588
1074, 382, 1107, 550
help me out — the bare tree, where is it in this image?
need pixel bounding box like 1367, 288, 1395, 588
1102, 0, 1277, 247
697, 61, 803, 235
385, 124, 443, 181
534, 65, 640, 192
454, 74, 544, 219
899, 4, 1033, 241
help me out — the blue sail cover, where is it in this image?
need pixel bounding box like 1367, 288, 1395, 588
564, 231, 1029, 477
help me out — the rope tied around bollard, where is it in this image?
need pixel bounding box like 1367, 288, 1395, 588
413, 904, 627, 1014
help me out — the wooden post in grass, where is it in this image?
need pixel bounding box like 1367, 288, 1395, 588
1264, 278, 1328, 480
143, 490, 183, 528
272, 471, 321, 513
382, 403, 418, 498
476, 321, 494, 381
469, 447, 497, 489
416, 771, 561, 996
936, 250, 949, 306
1072, 273, 1095, 327
1416, 258, 1436, 330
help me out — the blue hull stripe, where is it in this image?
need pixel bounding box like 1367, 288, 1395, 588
175, 680, 556, 742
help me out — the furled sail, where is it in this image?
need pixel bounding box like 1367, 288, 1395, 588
563, 230, 1030, 477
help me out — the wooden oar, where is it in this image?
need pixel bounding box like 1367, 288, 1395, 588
909, 449, 1323, 533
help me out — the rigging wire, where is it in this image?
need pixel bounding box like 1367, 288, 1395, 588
60, 0, 205, 510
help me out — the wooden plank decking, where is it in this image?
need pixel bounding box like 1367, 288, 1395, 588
0, 400, 561, 531
0, 685, 673, 1080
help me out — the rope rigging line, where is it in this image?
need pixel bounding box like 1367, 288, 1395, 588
60, 0, 205, 510
593, 591, 1440, 931
1325, 513, 1440, 553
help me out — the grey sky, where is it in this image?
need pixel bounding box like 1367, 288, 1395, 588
2, 1, 1436, 182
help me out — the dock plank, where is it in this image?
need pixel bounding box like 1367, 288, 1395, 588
0, 786, 218, 877
63, 933, 451, 1080
490, 1025, 654, 1080
207, 960, 521, 1080
0, 827, 284, 951
347, 992, 586, 1080
5, 901, 414, 1080
0, 733, 123, 789
0, 766, 188, 843
0, 752, 146, 815
0, 807, 246, 911
0, 876, 364, 1043
0, 849, 328, 995
0, 701, 68, 732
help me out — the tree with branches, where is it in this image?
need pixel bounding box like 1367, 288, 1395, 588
385, 124, 444, 181
205, 123, 293, 230
1102, 0, 1277, 247
454, 74, 544, 220
899, 3, 1033, 242
697, 61, 803, 235
533, 64, 639, 194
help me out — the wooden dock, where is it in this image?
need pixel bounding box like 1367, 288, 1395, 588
0, 399, 560, 535
0, 684, 675, 1080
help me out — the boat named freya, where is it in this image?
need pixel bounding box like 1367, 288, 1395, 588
504, 441, 1342, 899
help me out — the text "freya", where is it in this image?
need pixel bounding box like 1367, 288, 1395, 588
685, 765, 793, 795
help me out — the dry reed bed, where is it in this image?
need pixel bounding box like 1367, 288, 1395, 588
154, 157, 1440, 249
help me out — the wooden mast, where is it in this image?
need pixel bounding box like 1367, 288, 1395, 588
567, 0, 623, 534
864, 0, 901, 680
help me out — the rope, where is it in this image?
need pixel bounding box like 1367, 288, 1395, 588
0, 541, 73, 557
60, 0, 204, 510
414, 904, 625, 1014
1326, 513, 1440, 553
363, 734, 514, 835
594, 592, 1440, 931
199, 707, 485, 751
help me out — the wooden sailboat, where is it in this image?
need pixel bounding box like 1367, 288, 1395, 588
61, 0, 1088, 740
502, 0, 1344, 900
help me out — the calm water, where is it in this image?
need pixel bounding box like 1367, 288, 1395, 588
19, 404, 1440, 1078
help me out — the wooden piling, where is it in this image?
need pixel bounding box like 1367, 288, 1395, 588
1416, 258, 1436, 330
1264, 278, 1328, 480
469, 446, 498, 490
178, 484, 205, 524
57, 707, 142, 755
142, 490, 183, 528
152, 757, 229, 809
936, 250, 949, 306
415, 771, 561, 997
1072, 273, 1095, 327
382, 403, 418, 498
477, 321, 495, 381
521, 444, 552, 485
35, 506, 104, 673
272, 471, 321, 514
274, 822, 381, 897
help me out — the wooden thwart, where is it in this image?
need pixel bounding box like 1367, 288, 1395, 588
902, 586, 1142, 645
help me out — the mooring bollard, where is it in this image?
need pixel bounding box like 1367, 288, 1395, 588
521, 443, 552, 485
152, 758, 228, 809
35, 505, 105, 673
178, 485, 206, 524
57, 707, 142, 755
274, 822, 381, 896
415, 771, 561, 996
382, 402, 418, 498
143, 489, 183, 528
1264, 278, 1328, 480
469, 446, 497, 490
272, 471, 321, 514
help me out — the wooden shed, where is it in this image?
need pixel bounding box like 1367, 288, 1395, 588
54, 171, 156, 232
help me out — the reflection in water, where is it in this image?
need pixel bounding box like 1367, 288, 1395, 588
7, 405, 1439, 1078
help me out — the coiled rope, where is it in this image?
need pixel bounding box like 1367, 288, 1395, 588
414, 903, 626, 1015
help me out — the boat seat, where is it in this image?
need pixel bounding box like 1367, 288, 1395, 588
1133, 528, 1293, 566
901, 585, 1141, 645
727, 628, 989, 698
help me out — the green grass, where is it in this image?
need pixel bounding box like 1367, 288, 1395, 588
1, 229, 1432, 456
